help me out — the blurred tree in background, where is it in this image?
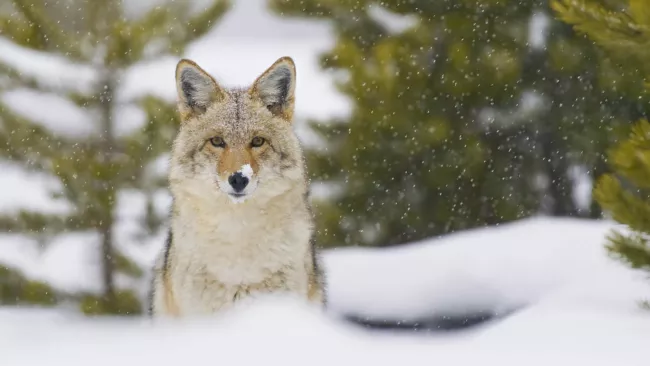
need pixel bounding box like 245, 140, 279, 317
0, 0, 230, 314
270, 0, 647, 247
554, 0, 650, 294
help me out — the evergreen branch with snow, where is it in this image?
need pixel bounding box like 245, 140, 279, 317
0, 103, 68, 169
9, 0, 83, 60
180, 0, 232, 46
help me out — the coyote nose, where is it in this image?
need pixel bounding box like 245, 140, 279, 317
228, 172, 249, 192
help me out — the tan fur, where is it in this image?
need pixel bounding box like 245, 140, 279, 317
150, 57, 326, 317
218, 146, 260, 178
163, 269, 180, 317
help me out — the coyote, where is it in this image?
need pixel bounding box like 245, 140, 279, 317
149, 57, 326, 317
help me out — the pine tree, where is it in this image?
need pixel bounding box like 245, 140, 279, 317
554, 0, 650, 292
594, 121, 650, 274
270, 0, 644, 248
0, 0, 230, 314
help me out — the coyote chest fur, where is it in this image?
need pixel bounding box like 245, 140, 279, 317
149, 57, 326, 317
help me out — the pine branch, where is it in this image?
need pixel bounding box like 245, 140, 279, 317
605, 230, 650, 269
106, 6, 176, 67
606, 120, 650, 189
180, 0, 232, 45
269, 0, 334, 19
130, 96, 179, 156
0, 211, 68, 233
67, 91, 101, 109
0, 16, 43, 50
0, 265, 58, 306
104, 1, 230, 67
552, 0, 650, 64
0, 210, 102, 236
0, 10, 47, 50
0, 102, 71, 170
113, 251, 144, 279
0, 61, 83, 96
593, 175, 650, 235
10, 0, 82, 59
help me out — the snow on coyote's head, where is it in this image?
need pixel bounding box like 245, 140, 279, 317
168, 57, 307, 204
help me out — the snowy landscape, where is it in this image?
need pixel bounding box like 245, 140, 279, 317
2, 217, 650, 365
1, 0, 650, 365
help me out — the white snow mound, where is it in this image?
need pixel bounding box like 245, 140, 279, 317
0, 293, 648, 366
323, 217, 649, 320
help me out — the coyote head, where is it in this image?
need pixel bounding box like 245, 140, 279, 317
168, 57, 306, 204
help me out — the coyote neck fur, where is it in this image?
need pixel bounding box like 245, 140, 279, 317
171, 181, 312, 279
160, 179, 317, 315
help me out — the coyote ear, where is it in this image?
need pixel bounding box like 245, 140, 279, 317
250, 57, 296, 121
175, 59, 224, 119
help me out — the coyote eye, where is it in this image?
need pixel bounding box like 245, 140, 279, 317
209, 136, 226, 148
251, 136, 265, 147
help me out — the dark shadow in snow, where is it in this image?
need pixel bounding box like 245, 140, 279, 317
342, 308, 519, 333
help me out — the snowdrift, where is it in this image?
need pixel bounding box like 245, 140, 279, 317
0, 293, 648, 366
323, 217, 650, 324
0, 217, 649, 366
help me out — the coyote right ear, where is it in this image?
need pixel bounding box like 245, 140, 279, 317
250, 57, 296, 121
175, 59, 224, 120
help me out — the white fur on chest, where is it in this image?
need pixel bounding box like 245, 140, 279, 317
171, 190, 312, 286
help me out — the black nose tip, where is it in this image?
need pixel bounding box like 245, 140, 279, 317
228, 172, 249, 192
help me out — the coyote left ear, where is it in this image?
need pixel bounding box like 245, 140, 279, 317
250, 57, 296, 121
175, 59, 225, 120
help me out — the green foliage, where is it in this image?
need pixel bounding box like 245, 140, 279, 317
606, 231, 650, 269
593, 120, 650, 276
271, 0, 645, 248
555, 0, 650, 303
0, 0, 230, 313
20, 281, 58, 306
553, 0, 650, 79
0, 265, 57, 306
80, 290, 142, 316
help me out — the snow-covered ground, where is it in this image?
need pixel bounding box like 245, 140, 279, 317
326, 217, 649, 322
1, 294, 648, 366
1, 217, 649, 365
